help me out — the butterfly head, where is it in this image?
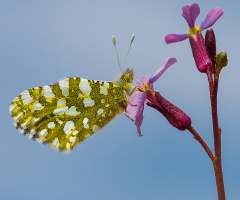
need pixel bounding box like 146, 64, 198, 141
115, 68, 135, 97
122, 68, 134, 84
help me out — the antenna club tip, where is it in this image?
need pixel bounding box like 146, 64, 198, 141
131, 34, 135, 43
112, 35, 116, 44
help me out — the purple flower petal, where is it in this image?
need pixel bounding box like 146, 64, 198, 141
182, 3, 200, 28
200, 8, 224, 30
135, 75, 154, 91
127, 91, 147, 136
135, 75, 150, 88
165, 34, 188, 44
149, 57, 178, 84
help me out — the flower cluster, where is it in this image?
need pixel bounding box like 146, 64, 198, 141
125, 3, 227, 199
128, 3, 224, 136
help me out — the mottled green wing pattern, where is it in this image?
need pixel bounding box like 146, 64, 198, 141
9, 77, 130, 152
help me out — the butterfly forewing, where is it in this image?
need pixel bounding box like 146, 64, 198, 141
10, 76, 130, 152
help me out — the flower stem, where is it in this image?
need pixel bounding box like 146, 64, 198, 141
206, 67, 214, 97
210, 69, 226, 200
187, 126, 214, 161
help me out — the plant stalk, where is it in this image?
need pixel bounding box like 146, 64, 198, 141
209, 69, 226, 200
187, 126, 214, 161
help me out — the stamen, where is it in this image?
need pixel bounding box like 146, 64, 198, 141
143, 82, 148, 89
137, 86, 145, 92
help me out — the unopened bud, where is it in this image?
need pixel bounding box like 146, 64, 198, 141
216, 51, 228, 69
205, 29, 216, 72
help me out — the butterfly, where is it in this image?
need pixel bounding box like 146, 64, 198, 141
9, 35, 135, 153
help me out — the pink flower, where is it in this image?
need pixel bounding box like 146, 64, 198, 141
127, 57, 191, 136
165, 3, 223, 44
189, 31, 212, 73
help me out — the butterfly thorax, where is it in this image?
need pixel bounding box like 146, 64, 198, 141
114, 68, 134, 98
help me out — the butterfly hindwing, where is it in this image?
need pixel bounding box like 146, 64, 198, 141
10, 77, 129, 152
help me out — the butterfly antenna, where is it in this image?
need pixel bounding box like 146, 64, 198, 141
123, 34, 135, 70
112, 35, 122, 71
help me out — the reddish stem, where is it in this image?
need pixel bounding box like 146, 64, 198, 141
210, 70, 226, 200
187, 126, 215, 161
206, 67, 214, 97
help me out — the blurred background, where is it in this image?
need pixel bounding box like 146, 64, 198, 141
1, 0, 239, 199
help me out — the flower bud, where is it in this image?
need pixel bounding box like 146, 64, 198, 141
216, 52, 228, 70
205, 29, 216, 72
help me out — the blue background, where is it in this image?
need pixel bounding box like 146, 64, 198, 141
1, 0, 239, 199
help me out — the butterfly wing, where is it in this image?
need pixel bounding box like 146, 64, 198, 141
9, 77, 128, 152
